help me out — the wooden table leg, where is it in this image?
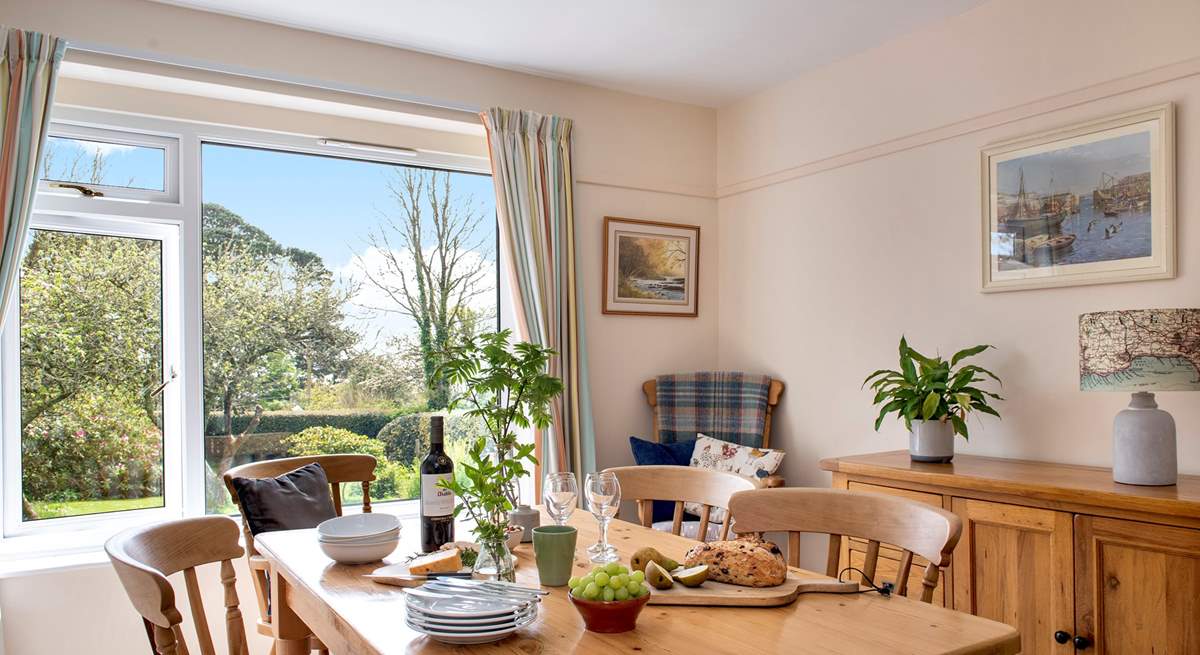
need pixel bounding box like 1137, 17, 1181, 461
269, 567, 313, 655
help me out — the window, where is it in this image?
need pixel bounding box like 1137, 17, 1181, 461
200, 144, 497, 513
37, 124, 178, 204
3, 213, 183, 537
3, 104, 496, 552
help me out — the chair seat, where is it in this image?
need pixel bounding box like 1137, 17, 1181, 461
652, 519, 724, 542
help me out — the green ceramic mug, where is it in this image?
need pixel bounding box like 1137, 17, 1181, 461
532, 525, 578, 586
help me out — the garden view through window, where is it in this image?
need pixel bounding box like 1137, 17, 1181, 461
42, 134, 166, 192
201, 144, 497, 513
19, 229, 166, 521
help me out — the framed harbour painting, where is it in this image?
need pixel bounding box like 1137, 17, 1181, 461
603, 216, 699, 316
980, 104, 1175, 292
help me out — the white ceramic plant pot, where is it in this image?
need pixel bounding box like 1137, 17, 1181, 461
909, 419, 955, 463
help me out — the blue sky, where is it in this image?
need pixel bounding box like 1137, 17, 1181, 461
997, 131, 1150, 197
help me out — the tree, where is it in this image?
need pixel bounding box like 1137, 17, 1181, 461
202, 204, 359, 476
360, 168, 493, 409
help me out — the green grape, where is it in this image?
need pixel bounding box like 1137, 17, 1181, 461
630, 570, 645, 584
614, 587, 630, 601
568, 576, 581, 589
628, 584, 644, 598
602, 587, 615, 602
605, 562, 622, 575
570, 586, 581, 598
626, 581, 640, 596
613, 574, 628, 588
594, 571, 610, 587
591, 566, 606, 576
583, 582, 600, 600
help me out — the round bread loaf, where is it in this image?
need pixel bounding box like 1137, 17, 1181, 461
683, 538, 787, 587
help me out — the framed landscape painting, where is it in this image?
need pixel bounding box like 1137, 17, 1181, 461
980, 104, 1175, 292
603, 216, 699, 316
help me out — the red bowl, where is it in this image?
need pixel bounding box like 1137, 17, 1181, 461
568, 592, 652, 633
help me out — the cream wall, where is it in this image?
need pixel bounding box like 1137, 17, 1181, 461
716, 0, 1200, 518
0, 1, 718, 653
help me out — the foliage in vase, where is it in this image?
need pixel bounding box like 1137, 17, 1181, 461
433, 329, 563, 545
864, 337, 1003, 439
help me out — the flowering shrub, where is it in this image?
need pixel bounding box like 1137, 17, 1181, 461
22, 391, 163, 502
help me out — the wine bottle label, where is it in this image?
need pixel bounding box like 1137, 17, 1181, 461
421, 473, 454, 516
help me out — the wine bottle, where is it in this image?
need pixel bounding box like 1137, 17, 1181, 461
420, 416, 455, 553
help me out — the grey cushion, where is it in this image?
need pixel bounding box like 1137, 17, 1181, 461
230, 462, 338, 536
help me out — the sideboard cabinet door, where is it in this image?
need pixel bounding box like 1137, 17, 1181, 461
1074, 516, 1200, 654
952, 498, 1075, 654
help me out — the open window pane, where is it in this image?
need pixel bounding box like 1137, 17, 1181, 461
19, 229, 165, 521
41, 135, 166, 192
200, 143, 497, 514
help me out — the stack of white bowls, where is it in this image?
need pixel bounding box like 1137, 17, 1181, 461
317, 513, 401, 564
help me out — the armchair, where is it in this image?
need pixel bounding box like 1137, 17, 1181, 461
642, 373, 786, 488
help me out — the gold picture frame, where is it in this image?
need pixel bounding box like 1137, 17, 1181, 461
603, 216, 699, 317
980, 103, 1175, 292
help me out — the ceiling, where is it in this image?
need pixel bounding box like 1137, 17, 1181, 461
150, 0, 987, 107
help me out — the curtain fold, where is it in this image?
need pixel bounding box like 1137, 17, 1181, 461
481, 107, 596, 476
0, 27, 66, 330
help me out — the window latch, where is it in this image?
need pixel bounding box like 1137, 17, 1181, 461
149, 368, 178, 397
49, 182, 105, 198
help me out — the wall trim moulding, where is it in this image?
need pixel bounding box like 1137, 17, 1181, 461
717, 55, 1200, 200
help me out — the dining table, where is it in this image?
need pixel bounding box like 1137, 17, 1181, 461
254, 508, 1021, 654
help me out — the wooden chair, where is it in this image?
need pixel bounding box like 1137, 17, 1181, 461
106, 515, 250, 655
222, 454, 377, 654
728, 488, 963, 603
643, 376, 786, 488
604, 465, 758, 542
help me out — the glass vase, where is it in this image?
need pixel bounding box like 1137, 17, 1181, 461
472, 535, 516, 582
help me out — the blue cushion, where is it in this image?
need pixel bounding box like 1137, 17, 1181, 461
629, 436, 697, 522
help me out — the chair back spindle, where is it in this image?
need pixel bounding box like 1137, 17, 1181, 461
728, 488, 962, 603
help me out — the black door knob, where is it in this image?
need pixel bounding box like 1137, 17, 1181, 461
1073, 635, 1093, 650
1053, 631, 1071, 644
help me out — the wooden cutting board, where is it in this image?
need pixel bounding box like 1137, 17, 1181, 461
645, 570, 859, 607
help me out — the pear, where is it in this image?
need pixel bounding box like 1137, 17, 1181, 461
672, 565, 709, 587
645, 560, 674, 590
630, 546, 680, 573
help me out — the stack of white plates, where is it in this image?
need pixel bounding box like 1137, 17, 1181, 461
404, 579, 545, 645
316, 513, 400, 564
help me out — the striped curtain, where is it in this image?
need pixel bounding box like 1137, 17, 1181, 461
481, 108, 596, 476
0, 28, 66, 329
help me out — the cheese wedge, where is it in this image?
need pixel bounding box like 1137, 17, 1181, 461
408, 548, 463, 575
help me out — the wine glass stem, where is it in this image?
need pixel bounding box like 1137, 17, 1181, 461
598, 517, 610, 550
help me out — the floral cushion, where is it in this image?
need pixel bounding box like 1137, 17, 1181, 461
686, 434, 784, 523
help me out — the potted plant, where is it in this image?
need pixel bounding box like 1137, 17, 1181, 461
434, 329, 563, 581
864, 337, 1003, 462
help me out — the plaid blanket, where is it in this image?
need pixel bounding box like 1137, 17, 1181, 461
655, 372, 771, 447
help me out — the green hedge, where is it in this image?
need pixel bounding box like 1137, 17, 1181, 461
205, 410, 399, 438
377, 412, 486, 464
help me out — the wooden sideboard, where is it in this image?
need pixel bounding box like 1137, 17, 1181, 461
820, 451, 1200, 655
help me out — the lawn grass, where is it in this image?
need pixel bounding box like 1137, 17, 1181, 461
29, 495, 164, 519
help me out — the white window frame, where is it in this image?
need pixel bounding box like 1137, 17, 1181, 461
0, 213, 184, 552
0, 104, 495, 561
38, 123, 180, 204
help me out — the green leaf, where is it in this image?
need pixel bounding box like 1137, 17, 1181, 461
921, 391, 940, 420
950, 415, 969, 440
950, 344, 992, 366
899, 340, 917, 384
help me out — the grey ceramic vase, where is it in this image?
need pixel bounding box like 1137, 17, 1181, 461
909, 419, 955, 463
509, 504, 541, 542
1113, 392, 1177, 486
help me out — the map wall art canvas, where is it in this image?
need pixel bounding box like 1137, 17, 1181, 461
981, 104, 1175, 292
603, 216, 699, 316
1079, 309, 1200, 392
